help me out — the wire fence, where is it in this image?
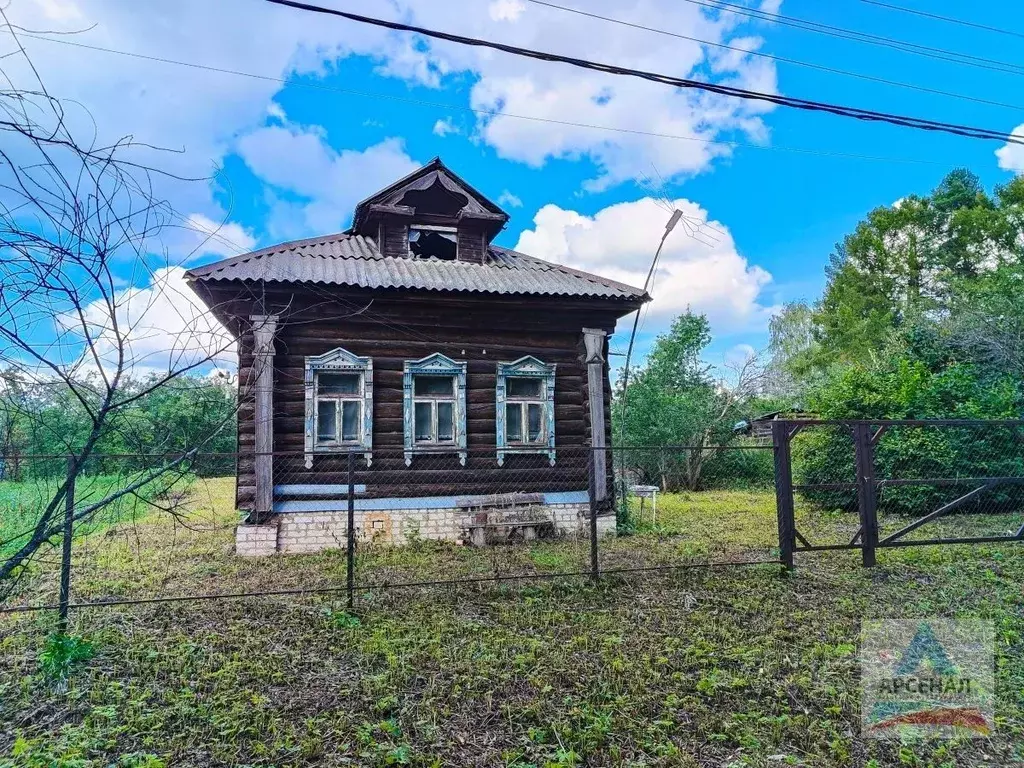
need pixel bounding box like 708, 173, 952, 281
5, 422, 1024, 630
0, 443, 780, 624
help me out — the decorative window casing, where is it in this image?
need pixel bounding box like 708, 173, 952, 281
304, 347, 373, 468
496, 356, 556, 466
403, 353, 467, 466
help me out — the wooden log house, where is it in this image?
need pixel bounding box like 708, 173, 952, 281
186, 159, 648, 555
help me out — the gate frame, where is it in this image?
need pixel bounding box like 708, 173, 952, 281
773, 418, 1024, 569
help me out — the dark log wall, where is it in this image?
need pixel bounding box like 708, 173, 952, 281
456, 225, 488, 264
231, 287, 624, 510
378, 219, 411, 260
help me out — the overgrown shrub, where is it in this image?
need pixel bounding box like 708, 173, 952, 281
38, 632, 94, 683
797, 359, 1024, 515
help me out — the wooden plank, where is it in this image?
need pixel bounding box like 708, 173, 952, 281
252, 315, 278, 522
584, 329, 607, 501
456, 492, 545, 507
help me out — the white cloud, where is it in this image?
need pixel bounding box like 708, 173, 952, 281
183, 214, 257, 258
5, 0, 778, 203
498, 190, 523, 208
432, 117, 459, 137
412, 0, 779, 190
267, 102, 287, 123
515, 197, 777, 334
489, 0, 526, 22
725, 342, 757, 367
71, 267, 235, 376
236, 126, 419, 236
1, 0, 439, 236
996, 124, 1024, 174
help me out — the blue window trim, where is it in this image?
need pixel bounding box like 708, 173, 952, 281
403, 353, 468, 466
496, 356, 556, 466
304, 346, 374, 468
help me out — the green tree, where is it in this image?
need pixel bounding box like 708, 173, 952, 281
615, 312, 767, 491
804, 170, 1024, 375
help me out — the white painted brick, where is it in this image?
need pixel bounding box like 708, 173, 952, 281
243, 500, 611, 556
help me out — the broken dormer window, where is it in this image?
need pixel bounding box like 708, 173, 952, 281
409, 226, 457, 260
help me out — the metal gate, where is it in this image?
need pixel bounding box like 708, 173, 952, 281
772, 419, 1024, 568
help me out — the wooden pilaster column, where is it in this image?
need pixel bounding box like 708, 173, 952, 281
583, 327, 608, 502
251, 314, 278, 523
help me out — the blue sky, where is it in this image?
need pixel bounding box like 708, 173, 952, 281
7, 0, 1024, 375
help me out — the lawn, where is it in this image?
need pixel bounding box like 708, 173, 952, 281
0, 470, 197, 560
1, 480, 1023, 767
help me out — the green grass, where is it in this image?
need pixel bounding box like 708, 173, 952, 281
0, 472, 198, 559
1, 482, 1023, 766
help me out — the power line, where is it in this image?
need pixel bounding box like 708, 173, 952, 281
15, 32, 951, 166
523, 0, 1023, 110
263, 0, 1024, 146
859, 0, 1024, 42
678, 0, 1024, 77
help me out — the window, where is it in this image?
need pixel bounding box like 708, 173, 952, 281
315, 373, 363, 445
409, 225, 457, 260
412, 375, 456, 444
304, 347, 373, 468
496, 357, 556, 466
504, 378, 545, 444
403, 354, 467, 465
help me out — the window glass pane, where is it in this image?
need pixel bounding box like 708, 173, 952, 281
341, 401, 360, 441
317, 400, 337, 442
505, 403, 522, 441
507, 377, 542, 398
414, 375, 454, 396
319, 372, 360, 395
527, 403, 543, 442
437, 402, 454, 441
414, 402, 433, 442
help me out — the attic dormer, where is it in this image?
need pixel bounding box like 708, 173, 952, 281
350, 158, 508, 264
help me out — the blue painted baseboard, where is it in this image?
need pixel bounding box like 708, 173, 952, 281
273, 490, 589, 514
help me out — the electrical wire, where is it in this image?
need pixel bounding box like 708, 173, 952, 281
262, 0, 1024, 146
858, 0, 1024, 42
12, 31, 952, 167
522, 0, 1023, 110
678, 0, 1024, 77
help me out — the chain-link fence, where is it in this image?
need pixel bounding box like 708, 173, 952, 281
7, 421, 1024, 629
0, 443, 781, 624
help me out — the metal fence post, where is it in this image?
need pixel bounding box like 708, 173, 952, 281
58, 454, 76, 634
772, 421, 795, 572
853, 423, 878, 568
346, 450, 356, 610
588, 446, 600, 583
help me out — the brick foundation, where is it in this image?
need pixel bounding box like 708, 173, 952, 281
235, 522, 279, 556
235, 503, 614, 555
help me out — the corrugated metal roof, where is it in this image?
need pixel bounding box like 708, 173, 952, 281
185, 232, 648, 301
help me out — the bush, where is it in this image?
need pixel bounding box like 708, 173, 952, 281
39, 632, 94, 683
797, 359, 1024, 515
700, 446, 775, 491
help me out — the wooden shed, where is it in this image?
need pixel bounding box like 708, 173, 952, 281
186, 158, 648, 554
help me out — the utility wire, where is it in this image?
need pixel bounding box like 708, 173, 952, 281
859, 0, 1024, 42
263, 0, 1024, 146
523, 0, 1022, 110
14, 31, 951, 166
678, 0, 1024, 77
